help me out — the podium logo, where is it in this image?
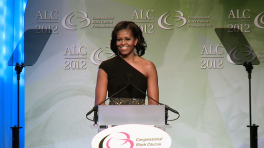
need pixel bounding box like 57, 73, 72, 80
254, 11, 264, 29
92, 124, 172, 148
227, 45, 257, 64
158, 11, 186, 29
62, 11, 91, 30
100, 132, 134, 148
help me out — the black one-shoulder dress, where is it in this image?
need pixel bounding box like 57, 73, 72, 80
99, 56, 147, 105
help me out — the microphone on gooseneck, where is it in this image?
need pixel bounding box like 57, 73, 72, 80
86, 74, 132, 123
126, 73, 132, 84
125, 73, 180, 124
126, 74, 179, 115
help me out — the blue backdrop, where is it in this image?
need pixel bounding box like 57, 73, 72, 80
0, 0, 27, 148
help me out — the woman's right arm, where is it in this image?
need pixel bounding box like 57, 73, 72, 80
95, 68, 108, 105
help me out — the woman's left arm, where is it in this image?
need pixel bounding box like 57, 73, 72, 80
146, 61, 159, 105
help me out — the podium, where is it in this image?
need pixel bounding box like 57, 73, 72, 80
92, 105, 172, 148
96, 105, 168, 131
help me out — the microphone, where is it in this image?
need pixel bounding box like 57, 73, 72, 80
129, 82, 179, 114
86, 75, 131, 123
87, 73, 180, 124
159, 103, 179, 114
126, 74, 180, 124
86, 106, 98, 118
126, 73, 132, 80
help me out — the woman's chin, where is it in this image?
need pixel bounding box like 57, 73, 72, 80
120, 52, 134, 56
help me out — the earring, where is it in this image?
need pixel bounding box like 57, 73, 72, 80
134, 48, 137, 55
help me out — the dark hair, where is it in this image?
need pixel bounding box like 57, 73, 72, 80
110, 21, 147, 57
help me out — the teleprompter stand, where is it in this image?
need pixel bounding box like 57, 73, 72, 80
244, 62, 259, 148
215, 28, 260, 148
10, 63, 24, 148
8, 29, 52, 148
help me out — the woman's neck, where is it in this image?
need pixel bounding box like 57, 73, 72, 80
119, 53, 137, 62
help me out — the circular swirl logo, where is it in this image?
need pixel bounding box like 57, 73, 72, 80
62, 11, 91, 30
158, 11, 186, 29
227, 45, 257, 64
100, 132, 134, 148
254, 11, 264, 29
92, 124, 172, 148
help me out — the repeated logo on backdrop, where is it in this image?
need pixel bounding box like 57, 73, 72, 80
62, 11, 91, 30
90, 47, 115, 66
35, 9, 264, 69
255, 11, 264, 29
200, 45, 224, 69
163, 11, 187, 28
227, 45, 257, 64
35, 9, 264, 33
201, 9, 263, 69
36, 10, 59, 34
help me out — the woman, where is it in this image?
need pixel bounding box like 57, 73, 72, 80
95, 21, 159, 105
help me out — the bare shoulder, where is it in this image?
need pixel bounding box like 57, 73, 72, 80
137, 57, 157, 75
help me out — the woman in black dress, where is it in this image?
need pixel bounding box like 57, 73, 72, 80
95, 21, 159, 105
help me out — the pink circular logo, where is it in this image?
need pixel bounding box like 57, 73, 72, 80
102, 132, 134, 148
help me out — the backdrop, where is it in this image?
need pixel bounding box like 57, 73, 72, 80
25, 0, 264, 147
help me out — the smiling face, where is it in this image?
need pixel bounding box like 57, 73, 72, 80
116, 29, 138, 56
